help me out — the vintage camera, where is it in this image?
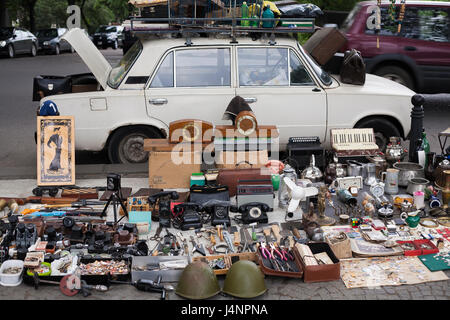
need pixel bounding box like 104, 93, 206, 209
148, 191, 179, 228
173, 203, 203, 231
15, 223, 37, 250
236, 202, 270, 224
106, 173, 121, 192
203, 201, 232, 227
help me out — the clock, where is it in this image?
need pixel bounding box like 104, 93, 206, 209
370, 182, 385, 198
235, 111, 258, 136
334, 176, 363, 190
169, 119, 213, 143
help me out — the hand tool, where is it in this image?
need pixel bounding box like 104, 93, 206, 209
243, 227, 256, 252
249, 222, 257, 241
230, 226, 240, 246
263, 228, 272, 243
176, 232, 189, 255
108, 275, 172, 300
217, 225, 223, 241
222, 230, 235, 253
190, 235, 206, 256
150, 225, 164, 241
240, 227, 248, 252
271, 224, 282, 244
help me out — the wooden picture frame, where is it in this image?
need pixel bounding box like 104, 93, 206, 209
37, 116, 75, 186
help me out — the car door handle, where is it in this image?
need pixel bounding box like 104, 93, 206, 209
312, 87, 321, 92
149, 98, 168, 105
404, 46, 417, 51
243, 97, 257, 103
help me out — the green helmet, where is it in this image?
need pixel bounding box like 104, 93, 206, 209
175, 261, 221, 299
222, 260, 267, 298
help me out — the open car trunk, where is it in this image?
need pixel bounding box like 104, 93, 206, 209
32, 73, 102, 101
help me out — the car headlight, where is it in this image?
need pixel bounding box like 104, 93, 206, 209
0, 41, 6, 47
43, 41, 49, 46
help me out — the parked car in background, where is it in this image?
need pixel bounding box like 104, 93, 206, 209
35, 28, 415, 164
92, 25, 122, 49
342, 1, 450, 93
0, 27, 38, 58
36, 28, 74, 55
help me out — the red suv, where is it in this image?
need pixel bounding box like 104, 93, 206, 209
342, 1, 450, 93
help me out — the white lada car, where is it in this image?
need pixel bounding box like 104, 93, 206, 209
37, 28, 415, 163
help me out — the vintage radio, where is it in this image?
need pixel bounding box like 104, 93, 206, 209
287, 136, 324, 170
236, 179, 274, 209
330, 128, 379, 162
168, 119, 214, 143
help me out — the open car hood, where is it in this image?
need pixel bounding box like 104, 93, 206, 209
62, 28, 111, 89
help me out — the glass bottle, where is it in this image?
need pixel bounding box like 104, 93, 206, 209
241, 2, 250, 27
421, 131, 430, 166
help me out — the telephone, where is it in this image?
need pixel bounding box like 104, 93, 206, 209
148, 191, 179, 227
235, 202, 270, 224
202, 200, 234, 227
173, 203, 203, 231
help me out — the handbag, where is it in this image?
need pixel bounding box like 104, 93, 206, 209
217, 162, 272, 197
189, 185, 230, 205
340, 49, 366, 85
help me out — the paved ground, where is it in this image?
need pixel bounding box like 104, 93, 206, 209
0, 177, 448, 300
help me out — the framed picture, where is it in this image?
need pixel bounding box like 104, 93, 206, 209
37, 116, 75, 186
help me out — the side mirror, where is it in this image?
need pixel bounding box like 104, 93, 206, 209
12, 34, 17, 39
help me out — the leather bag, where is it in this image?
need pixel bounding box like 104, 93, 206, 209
217, 162, 272, 197
340, 49, 366, 85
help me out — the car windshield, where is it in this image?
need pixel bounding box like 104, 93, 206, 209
297, 43, 332, 86
0, 27, 13, 38
36, 29, 57, 38
96, 26, 116, 33
341, 4, 361, 32
108, 40, 143, 88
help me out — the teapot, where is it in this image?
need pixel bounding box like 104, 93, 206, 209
400, 210, 421, 228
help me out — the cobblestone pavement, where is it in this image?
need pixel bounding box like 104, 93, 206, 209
0, 270, 448, 300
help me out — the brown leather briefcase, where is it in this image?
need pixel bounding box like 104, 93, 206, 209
217, 166, 272, 197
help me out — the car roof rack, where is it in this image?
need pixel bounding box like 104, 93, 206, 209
127, 17, 317, 39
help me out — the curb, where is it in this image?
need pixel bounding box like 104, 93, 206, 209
0, 163, 148, 180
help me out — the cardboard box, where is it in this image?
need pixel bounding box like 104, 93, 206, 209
148, 151, 201, 189
303, 27, 347, 66
215, 150, 269, 169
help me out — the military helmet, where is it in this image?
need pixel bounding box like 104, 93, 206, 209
175, 261, 220, 299
222, 260, 267, 298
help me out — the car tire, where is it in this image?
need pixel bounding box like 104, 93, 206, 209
374, 66, 414, 90
30, 44, 37, 57
108, 126, 163, 164
8, 44, 15, 58
355, 117, 401, 151
112, 40, 118, 50
54, 44, 60, 55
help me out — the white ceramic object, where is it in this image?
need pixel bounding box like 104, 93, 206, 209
0, 260, 24, 287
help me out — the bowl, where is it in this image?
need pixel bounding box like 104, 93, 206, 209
0, 260, 24, 286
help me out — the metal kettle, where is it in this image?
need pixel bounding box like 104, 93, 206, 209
301, 155, 323, 183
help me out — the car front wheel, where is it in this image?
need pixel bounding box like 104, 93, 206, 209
8, 44, 14, 58
108, 126, 163, 164
354, 117, 401, 152
30, 44, 37, 57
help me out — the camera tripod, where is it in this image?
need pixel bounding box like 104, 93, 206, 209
101, 189, 128, 225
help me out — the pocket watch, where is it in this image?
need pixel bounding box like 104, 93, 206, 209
370, 181, 385, 198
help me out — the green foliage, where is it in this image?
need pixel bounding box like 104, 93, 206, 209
34, 0, 68, 29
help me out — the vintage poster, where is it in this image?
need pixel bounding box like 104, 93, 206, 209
37, 116, 75, 186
